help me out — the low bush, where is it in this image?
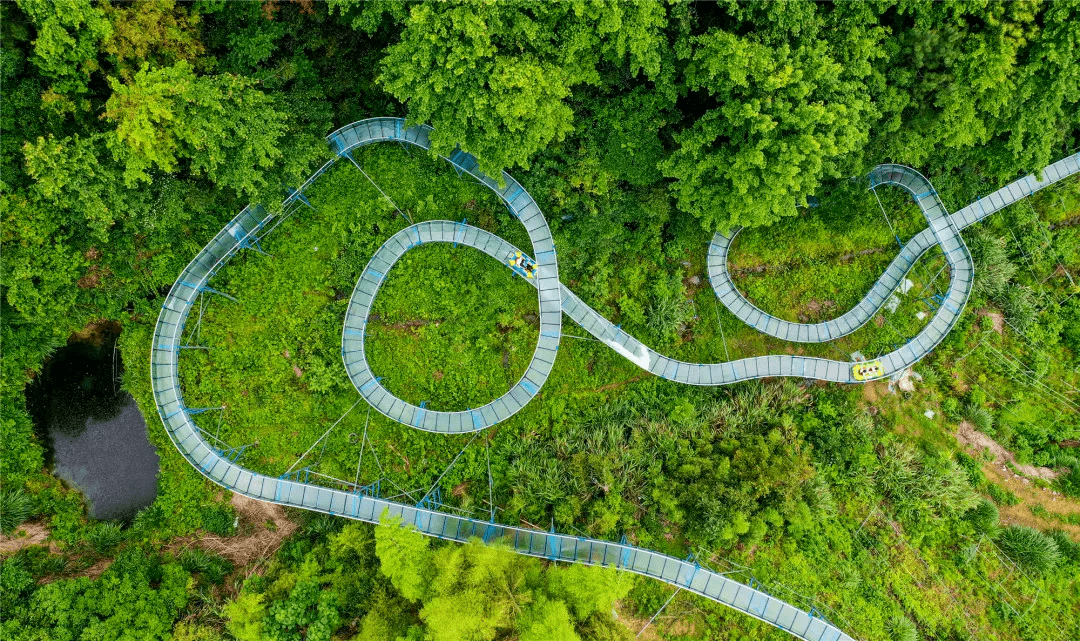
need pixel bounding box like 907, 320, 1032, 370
996, 525, 1061, 575
987, 483, 1020, 507
86, 522, 125, 554
965, 499, 999, 536
200, 505, 236, 537
0, 487, 34, 534
887, 614, 919, 641
178, 548, 233, 585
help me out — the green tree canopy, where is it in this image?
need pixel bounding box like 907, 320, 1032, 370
378, 0, 669, 174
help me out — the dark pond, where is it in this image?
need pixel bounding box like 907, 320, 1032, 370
26, 323, 159, 522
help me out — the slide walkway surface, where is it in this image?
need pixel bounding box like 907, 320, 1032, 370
153, 117, 1080, 641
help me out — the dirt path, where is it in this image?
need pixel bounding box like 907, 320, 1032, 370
167, 493, 297, 575
955, 421, 1059, 480
0, 523, 51, 555
954, 421, 1080, 538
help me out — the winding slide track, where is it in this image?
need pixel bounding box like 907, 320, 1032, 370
153, 118, 1080, 640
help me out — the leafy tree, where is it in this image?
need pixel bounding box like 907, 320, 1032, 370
374, 512, 433, 602
360, 520, 634, 640
875, 1, 1080, 178
99, 0, 205, 80
223, 592, 267, 641
15, 0, 111, 100
518, 597, 580, 641
547, 563, 633, 620
102, 60, 287, 196
378, 0, 669, 174
7, 549, 192, 641
662, 6, 881, 231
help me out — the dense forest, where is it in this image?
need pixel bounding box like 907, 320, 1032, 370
2, 1, 1080, 640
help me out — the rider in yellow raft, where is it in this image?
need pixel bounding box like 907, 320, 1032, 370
508, 252, 536, 279
852, 360, 885, 381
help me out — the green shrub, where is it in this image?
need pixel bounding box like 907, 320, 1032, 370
0, 487, 34, 534
996, 525, 1061, 575
86, 522, 126, 553
131, 504, 166, 535
200, 505, 236, 537
646, 292, 694, 344
1029, 504, 1050, 519
941, 397, 960, 421
987, 483, 1020, 506
887, 614, 919, 641
965, 499, 999, 536
1001, 287, 1037, 334
1046, 529, 1080, 566
303, 513, 344, 538
954, 451, 985, 487
35, 553, 69, 576
1055, 456, 1080, 498
968, 230, 1016, 299
963, 402, 994, 434
179, 548, 233, 585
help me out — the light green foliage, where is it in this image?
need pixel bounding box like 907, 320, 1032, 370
103, 60, 286, 195
362, 522, 633, 641
887, 614, 919, 641
223, 592, 267, 641
375, 513, 433, 602
518, 597, 580, 641
547, 563, 633, 620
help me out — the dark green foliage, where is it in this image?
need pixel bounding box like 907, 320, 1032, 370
1, 548, 192, 641
964, 499, 999, 536
0, 486, 34, 534
1057, 456, 1080, 498
199, 504, 236, 537
963, 402, 994, 435
995, 524, 1061, 575
1, 1, 1079, 639
178, 548, 232, 585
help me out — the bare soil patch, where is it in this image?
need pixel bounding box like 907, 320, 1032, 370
975, 308, 1004, 335
955, 421, 1059, 480
0, 523, 52, 555
862, 380, 884, 404
955, 422, 1080, 538
173, 494, 297, 573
